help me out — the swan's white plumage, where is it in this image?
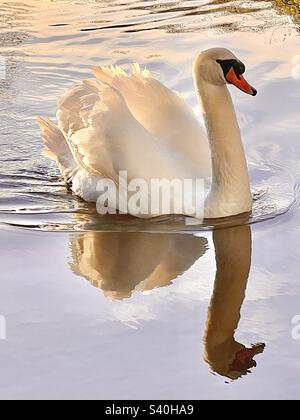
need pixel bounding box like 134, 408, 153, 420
92, 64, 210, 170
38, 48, 254, 218
51, 67, 211, 192
38, 68, 206, 209
37, 116, 77, 181
58, 81, 194, 184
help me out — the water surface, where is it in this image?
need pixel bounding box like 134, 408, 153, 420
1, 0, 300, 400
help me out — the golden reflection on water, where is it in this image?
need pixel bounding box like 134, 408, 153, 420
69, 222, 265, 380
274, 0, 300, 24
70, 231, 207, 300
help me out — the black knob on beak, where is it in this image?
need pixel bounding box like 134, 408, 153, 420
235, 61, 246, 76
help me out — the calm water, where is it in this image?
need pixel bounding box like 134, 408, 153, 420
1, 0, 300, 399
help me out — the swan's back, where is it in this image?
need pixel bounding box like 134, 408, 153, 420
93, 64, 211, 173
38, 63, 212, 212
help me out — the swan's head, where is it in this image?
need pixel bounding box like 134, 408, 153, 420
194, 48, 257, 96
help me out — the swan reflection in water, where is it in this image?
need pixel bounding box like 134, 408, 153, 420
70, 231, 207, 300
69, 222, 265, 380
204, 225, 265, 380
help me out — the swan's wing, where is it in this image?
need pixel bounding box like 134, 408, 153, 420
92, 65, 211, 173
56, 80, 184, 184
37, 117, 78, 181
57, 80, 116, 179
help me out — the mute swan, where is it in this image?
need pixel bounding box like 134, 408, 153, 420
37, 47, 257, 219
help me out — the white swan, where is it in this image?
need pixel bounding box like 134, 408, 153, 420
37, 47, 257, 219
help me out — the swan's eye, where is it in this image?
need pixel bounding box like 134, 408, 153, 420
217, 59, 245, 80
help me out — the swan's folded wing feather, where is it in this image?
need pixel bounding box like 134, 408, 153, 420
57, 82, 123, 179
57, 80, 101, 137
37, 117, 78, 182
56, 81, 172, 182
92, 64, 210, 172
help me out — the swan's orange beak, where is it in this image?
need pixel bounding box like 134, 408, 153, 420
226, 67, 257, 96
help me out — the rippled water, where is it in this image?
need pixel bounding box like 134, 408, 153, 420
1, 0, 300, 400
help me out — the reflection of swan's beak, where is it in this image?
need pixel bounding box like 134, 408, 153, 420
226, 68, 257, 96
230, 343, 265, 374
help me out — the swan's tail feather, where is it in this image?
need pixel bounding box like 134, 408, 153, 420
37, 117, 66, 159
37, 117, 78, 180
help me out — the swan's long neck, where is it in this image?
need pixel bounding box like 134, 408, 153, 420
194, 64, 252, 218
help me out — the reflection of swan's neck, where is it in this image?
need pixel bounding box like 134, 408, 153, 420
205, 226, 252, 343
203, 226, 252, 377
193, 59, 252, 218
